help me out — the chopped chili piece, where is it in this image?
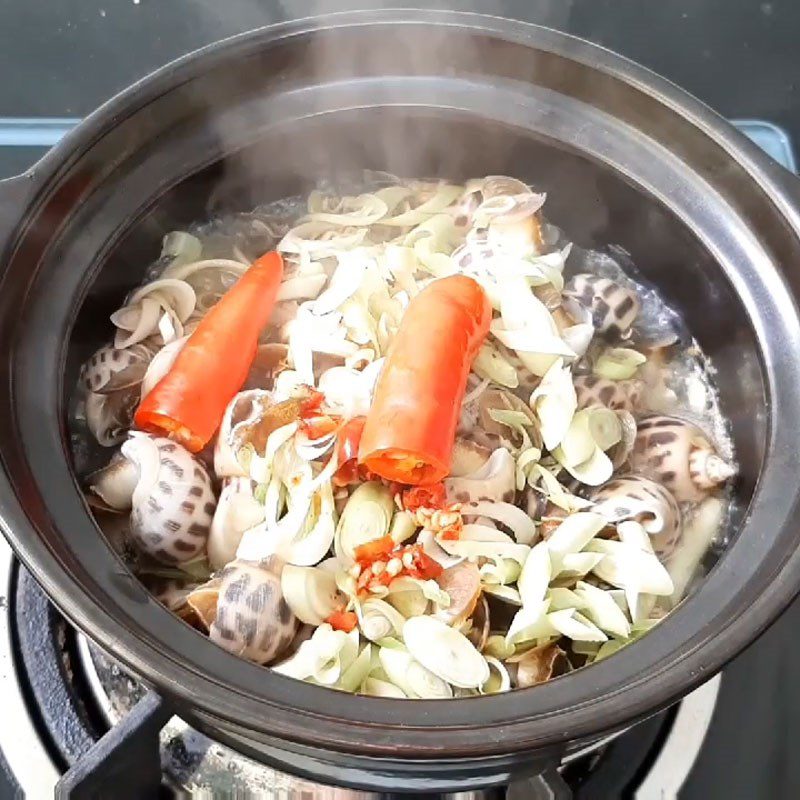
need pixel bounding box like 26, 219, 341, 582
334, 417, 366, 486
402, 482, 447, 513
300, 414, 341, 440
353, 535, 395, 564
326, 610, 359, 633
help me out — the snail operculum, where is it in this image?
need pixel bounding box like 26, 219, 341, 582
87, 450, 140, 511
85, 389, 140, 447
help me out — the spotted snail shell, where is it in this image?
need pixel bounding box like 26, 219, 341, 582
564, 274, 640, 339
574, 375, 644, 412
630, 415, 737, 504
80, 343, 152, 395
209, 558, 298, 665
590, 475, 682, 559
121, 433, 216, 564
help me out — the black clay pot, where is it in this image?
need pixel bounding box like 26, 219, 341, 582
1, 10, 800, 794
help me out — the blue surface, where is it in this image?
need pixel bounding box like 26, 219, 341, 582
0, 116, 795, 173
733, 118, 797, 172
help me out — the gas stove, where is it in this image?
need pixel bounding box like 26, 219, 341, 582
0, 118, 794, 800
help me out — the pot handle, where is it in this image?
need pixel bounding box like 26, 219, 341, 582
506, 765, 572, 800
0, 117, 78, 262
0, 172, 39, 262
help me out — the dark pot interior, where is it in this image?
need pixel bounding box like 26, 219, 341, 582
2, 12, 800, 792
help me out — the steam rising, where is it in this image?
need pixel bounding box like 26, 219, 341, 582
195, 4, 579, 211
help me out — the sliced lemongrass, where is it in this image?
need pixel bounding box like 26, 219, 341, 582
517, 542, 551, 607
484, 635, 516, 660
459, 524, 514, 543
486, 409, 534, 453
473, 342, 520, 388
334, 481, 395, 563
389, 510, 417, 544
438, 538, 531, 565
506, 600, 556, 646
626, 588, 657, 625
386, 581, 429, 618
461, 500, 538, 545
281, 565, 343, 626
404, 616, 490, 689
378, 646, 452, 699
479, 558, 521, 586
593, 348, 647, 381
547, 587, 586, 612
572, 640, 602, 657
553, 410, 595, 467
338, 644, 373, 693
556, 551, 606, 579
586, 540, 674, 595
159, 231, 202, 270
546, 512, 607, 566
562, 447, 615, 487
361, 677, 407, 698
417, 529, 465, 569
573, 581, 631, 639
561, 321, 594, 358
277, 273, 328, 302
530, 358, 577, 451
483, 584, 523, 606
587, 408, 623, 451
616, 520, 654, 554
358, 598, 406, 643
284, 485, 336, 567
595, 639, 627, 662
482, 657, 512, 694
547, 609, 608, 642
529, 464, 591, 513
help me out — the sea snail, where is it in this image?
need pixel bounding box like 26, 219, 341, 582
630, 415, 736, 504
89, 433, 217, 564
590, 475, 682, 559
564, 274, 640, 339
574, 374, 643, 412
208, 558, 298, 664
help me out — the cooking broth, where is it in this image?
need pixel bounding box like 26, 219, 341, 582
71, 174, 736, 697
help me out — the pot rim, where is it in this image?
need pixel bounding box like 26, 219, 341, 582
2, 9, 800, 760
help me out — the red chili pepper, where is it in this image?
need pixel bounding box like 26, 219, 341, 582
402, 482, 447, 513
405, 546, 443, 580
326, 610, 359, 633
334, 417, 366, 486
299, 387, 326, 417
358, 275, 491, 484
134, 251, 284, 451
300, 414, 341, 441
353, 535, 395, 564
438, 523, 463, 542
